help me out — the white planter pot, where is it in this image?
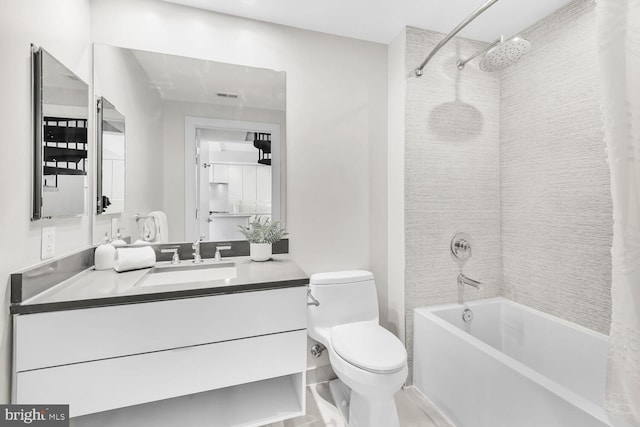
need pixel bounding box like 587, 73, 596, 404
250, 242, 272, 262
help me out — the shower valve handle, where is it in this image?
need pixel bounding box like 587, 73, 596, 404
451, 232, 473, 261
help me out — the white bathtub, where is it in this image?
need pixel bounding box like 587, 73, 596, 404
413, 297, 632, 427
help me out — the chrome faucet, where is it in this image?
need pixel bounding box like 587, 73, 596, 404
192, 234, 205, 264
457, 273, 484, 291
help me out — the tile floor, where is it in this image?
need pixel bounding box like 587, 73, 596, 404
268, 383, 455, 427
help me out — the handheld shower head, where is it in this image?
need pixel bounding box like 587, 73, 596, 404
479, 36, 530, 72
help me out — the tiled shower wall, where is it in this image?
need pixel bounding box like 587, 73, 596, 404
404, 27, 502, 369
404, 0, 613, 372
500, 0, 612, 334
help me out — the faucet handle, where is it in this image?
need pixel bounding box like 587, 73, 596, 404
214, 245, 232, 261
161, 247, 181, 264
451, 232, 473, 262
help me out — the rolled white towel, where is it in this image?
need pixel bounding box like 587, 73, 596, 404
113, 246, 156, 272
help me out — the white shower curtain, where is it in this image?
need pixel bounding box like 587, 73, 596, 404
597, 0, 640, 425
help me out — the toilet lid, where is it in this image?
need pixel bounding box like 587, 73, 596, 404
331, 322, 407, 374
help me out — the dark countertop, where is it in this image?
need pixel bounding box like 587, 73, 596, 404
11, 255, 308, 315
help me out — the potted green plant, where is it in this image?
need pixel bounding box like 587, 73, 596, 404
238, 216, 288, 261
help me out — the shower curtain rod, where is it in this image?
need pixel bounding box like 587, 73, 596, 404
415, 0, 499, 77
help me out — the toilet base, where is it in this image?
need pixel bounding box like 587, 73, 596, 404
328, 379, 400, 427
328, 379, 351, 422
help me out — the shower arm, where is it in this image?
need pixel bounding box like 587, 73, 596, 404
415, 0, 499, 77
456, 36, 502, 70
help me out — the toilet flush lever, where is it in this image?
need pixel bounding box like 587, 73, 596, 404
307, 288, 320, 307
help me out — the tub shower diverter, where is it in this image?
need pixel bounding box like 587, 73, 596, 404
136, 262, 237, 287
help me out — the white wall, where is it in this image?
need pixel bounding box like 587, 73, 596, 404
386, 29, 406, 338
0, 0, 92, 403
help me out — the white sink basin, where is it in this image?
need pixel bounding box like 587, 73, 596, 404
137, 262, 237, 287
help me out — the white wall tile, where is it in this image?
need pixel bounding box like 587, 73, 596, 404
500, 0, 612, 334
404, 27, 502, 369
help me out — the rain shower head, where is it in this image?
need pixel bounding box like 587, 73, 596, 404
456, 36, 531, 72
479, 36, 530, 72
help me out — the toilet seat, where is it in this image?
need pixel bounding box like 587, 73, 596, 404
330, 322, 406, 374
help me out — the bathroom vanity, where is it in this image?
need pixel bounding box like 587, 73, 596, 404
10, 255, 308, 426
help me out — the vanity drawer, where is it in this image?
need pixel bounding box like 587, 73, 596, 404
15, 286, 306, 372
14, 329, 307, 418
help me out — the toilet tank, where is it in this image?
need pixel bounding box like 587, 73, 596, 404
308, 270, 379, 342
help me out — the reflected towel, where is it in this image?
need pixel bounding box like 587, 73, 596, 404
113, 246, 156, 272
140, 217, 158, 242
148, 211, 169, 243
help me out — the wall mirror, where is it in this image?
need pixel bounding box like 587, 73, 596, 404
96, 97, 126, 215
31, 45, 89, 220
92, 44, 286, 244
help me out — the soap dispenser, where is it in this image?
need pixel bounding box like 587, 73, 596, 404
111, 228, 127, 247
94, 233, 116, 270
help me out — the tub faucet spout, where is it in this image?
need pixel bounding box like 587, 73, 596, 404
458, 273, 484, 291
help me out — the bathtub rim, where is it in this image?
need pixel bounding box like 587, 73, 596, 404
417, 297, 607, 341
413, 297, 612, 425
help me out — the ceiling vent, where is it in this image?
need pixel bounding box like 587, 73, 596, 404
216, 92, 239, 99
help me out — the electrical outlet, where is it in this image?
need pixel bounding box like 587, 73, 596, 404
41, 227, 56, 260
111, 218, 118, 240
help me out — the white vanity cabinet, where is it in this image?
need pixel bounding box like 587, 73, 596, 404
12, 286, 307, 425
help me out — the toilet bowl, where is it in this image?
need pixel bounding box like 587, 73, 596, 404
308, 271, 407, 427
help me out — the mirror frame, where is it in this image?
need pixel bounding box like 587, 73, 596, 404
31, 44, 43, 220
96, 97, 103, 215
96, 96, 126, 215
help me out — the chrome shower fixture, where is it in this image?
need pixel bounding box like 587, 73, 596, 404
414, 0, 532, 76
415, 0, 499, 77
457, 35, 531, 72
450, 232, 473, 263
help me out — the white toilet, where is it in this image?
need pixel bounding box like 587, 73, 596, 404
308, 270, 407, 427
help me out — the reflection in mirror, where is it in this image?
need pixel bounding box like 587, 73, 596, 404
96, 97, 126, 214
189, 119, 281, 242
32, 45, 89, 220
93, 44, 286, 244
